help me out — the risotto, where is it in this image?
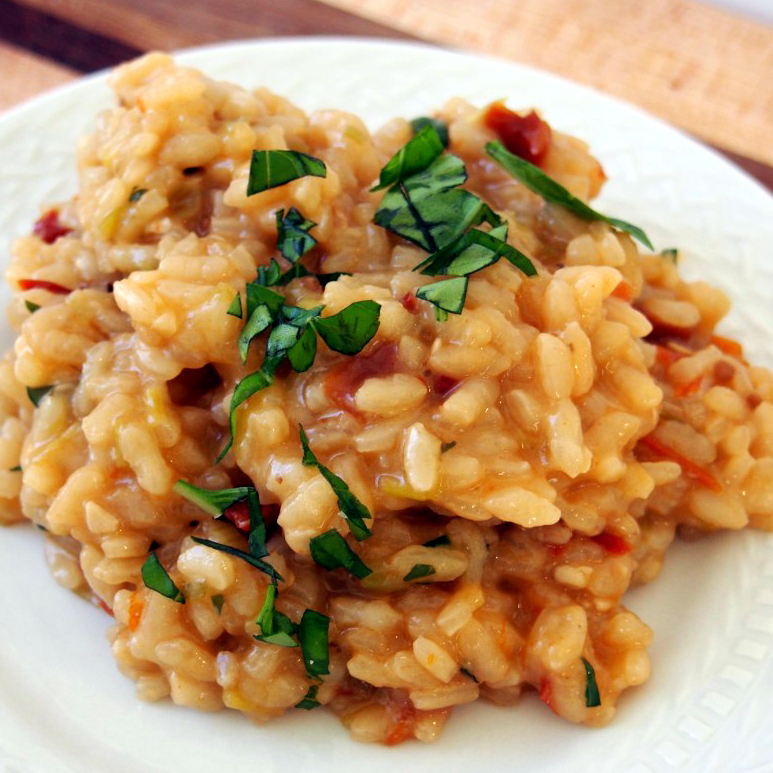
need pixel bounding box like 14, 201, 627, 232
1, 52, 771, 745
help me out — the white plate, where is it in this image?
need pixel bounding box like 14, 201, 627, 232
0, 38, 772, 773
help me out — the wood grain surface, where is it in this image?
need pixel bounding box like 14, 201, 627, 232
0, 0, 771, 193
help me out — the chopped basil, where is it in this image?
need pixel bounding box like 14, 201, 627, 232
247, 150, 326, 195
662, 247, 679, 263
9, 465, 22, 472
211, 594, 225, 614
375, 152, 493, 253
216, 369, 273, 461
226, 293, 242, 318
415, 225, 536, 278
372, 124, 445, 191
485, 141, 653, 250
440, 441, 456, 453
582, 657, 601, 707
276, 207, 317, 263
287, 325, 317, 372
141, 552, 185, 603
256, 260, 347, 288
300, 426, 373, 541
255, 583, 298, 647
295, 684, 320, 709
256, 259, 284, 287
311, 300, 381, 355
27, 385, 53, 407
128, 187, 147, 203
191, 537, 282, 583
298, 609, 330, 677
416, 277, 468, 320
238, 303, 273, 363
460, 666, 479, 683
403, 563, 436, 582
309, 529, 372, 579
423, 535, 451, 548
24, 300, 40, 314
174, 481, 267, 558
410, 116, 449, 149
245, 284, 284, 319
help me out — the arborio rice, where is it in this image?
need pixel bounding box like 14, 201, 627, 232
2, 52, 772, 745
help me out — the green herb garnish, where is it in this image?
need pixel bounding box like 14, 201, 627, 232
129, 187, 147, 203
298, 609, 330, 677
211, 594, 225, 614
423, 535, 451, 548
191, 537, 282, 583
661, 248, 679, 263
27, 385, 53, 407
403, 563, 436, 582
295, 684, 320, 709
238, 303, 273, 363
309, 529, 372, 579
24, 300, 40, 314
226, 293, 242, 318
410, 116, 449, 149
9, 465, 22, 472
247, 150, 326, 195
312, 300, 380, 355
299, 426, 373, 541
485, 141, 653, 250
416, 277, 468, 321
174, 481, 267, 558
216, 369, 273, 462
141, 552, 185, 603
439, 441, 456, 454
415, 224, 536, 278
582, 657, 601, 707
276, 207, 317, 263
372, 124, 445, 191
254, 583, 298, 647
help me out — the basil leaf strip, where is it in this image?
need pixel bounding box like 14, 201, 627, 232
404, 563, 436, 582
582, 657, 601, 707
238, 303, 273, 364
287, 325, 317, 372
416, 225, 537, 278
298, 609, 331, 677
276, 207, 317, 263
9, 465, 22, 473
372, 124, 444, 191
410, 116, 449, 149
141, 552, 185, 603
25, 300, 40, 314
175, 483, 267, 559
485, 141, 653, 250
217, 369, 274, 462
211, 594, 225, 614
299, 425, 373, 541
245, 284, 284, 320
27, 385, 53, 407
416, 277, 468, 318
309, 529, 372, 579
191, 537, 282, 583
311, 300, 381, 355
295, 684, 320, 710
423, 535, 451, 548
129, 187, 147, 203
247, 150, 326, 195
661, 247, 678, 264
255, 584, 298, 647
226, 293, 242, 318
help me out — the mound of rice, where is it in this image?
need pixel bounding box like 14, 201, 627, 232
1, 52, 771, 744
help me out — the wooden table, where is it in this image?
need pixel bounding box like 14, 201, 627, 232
1, 0, 772, 192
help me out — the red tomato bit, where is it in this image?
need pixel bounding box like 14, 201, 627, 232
484, 102, 552, 165
433, 375, 459, 396
325, 343, 398, 411
591, 532, 632, 555
400, 291, 418, 313
384, 700, 417, 746
33, 209, 72, 244
539, 678, 559, 715
223, 500, 251, 533
638, 433, 722, 492
17, 278, 72, 294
